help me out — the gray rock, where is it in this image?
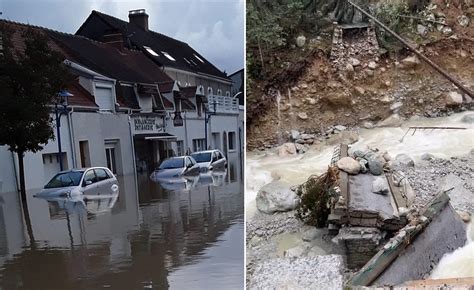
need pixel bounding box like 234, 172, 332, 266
372, 176, 389, 195
368, 154, 385, 175
368, 61, 378, 70
296, 35, 306, 47
461, 114, 474, 124
395, 154, 415, 167
337, 157, 361, 175
291, 130, 300, 140
256, 181, 299, 214
363, 121, 374, 129
307, 245, 327, 257
284, 244, 308, 258
457, 15, 470, 27
377, 114, 403, 127
359, 159, 369, 173
401, 55, 420, 68
390, 102, 403, 112
417, 24, 428, 36
334, 125, 347, 132
349, 57, 361, 67
421, 153, 436, 161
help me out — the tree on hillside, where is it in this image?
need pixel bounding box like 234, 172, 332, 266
0, 25, 70, 202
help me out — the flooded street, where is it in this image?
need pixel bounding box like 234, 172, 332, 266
0, 159, 244, 289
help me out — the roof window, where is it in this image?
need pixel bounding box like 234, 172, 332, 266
193, 53, 205, 63
161, 51, 176, 61
144, 46, 159, 57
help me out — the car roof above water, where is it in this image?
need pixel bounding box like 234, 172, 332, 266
57, 167, 111, 174
192, 150, 220, 154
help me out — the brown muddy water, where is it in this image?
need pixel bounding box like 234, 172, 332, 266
0, 159, 244, 290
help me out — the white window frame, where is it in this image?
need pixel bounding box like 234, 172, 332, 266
94, 82, 116, 113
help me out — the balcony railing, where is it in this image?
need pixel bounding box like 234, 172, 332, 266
206, 95, 239, 114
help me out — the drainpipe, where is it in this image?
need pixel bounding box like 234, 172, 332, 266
67, 107, 77, 168
11, 152, 19, 193
128, 110, 140, 220
184, 111, 188, 155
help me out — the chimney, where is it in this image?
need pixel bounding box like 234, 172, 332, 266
129, 9, 149, 31
102, 29, 124, 50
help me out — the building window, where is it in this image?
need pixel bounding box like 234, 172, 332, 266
105, 140, 120, 174
192, 139, 206, 152
207, 87, 213, 96
95, 86, 114, 112
226, 91, 230, 97
79, 140, 91, 167
217, 89, 222, 95
176, 141, 184, 156
228, 132, 236, 151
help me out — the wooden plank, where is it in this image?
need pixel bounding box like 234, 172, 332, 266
347, 191, 450, 286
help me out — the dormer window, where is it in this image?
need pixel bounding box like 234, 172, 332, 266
207, 87, 213, 95
161, 51, 176, 61
226, 91, 230, 97
217, 89, 222, 95
94, 83, 115, 112
144, 46, 159, 56
193, 53, 205, 63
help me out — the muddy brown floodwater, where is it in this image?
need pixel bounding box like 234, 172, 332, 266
0, 158, 244, 290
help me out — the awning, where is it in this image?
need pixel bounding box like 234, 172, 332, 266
141, 133, 177, 141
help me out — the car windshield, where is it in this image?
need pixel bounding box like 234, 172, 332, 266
159, 158, 184, 169
45, 171, 84, 188
191, 152, 212, 163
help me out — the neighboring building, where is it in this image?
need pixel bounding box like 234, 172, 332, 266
76, 9, 233, 96
0, 17, 241, 194
229, 68, 244, 105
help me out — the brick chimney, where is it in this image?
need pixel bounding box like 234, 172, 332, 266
102, 29, 124, 50
129, 9, 149, 31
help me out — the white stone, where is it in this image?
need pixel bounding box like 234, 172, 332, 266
417, 24, 428, 36
337, 157, 361, 175
445, 91, 463, 106
377, 114, 403, 127
395, 154, 415, 167
401, 55, 420, 68
372, 176, 389, 195
368, 61, 378, 70
296, 35, 306, 47
457, 15, 470, 27
298, 112, 308, 120
349, 57, 361, 67
256, 180, 299, 214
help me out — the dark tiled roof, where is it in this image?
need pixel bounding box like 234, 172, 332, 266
66, 80, 98, 108
115, 83, 140, 110
157, 81, 175, 94
48, 31, 173, 85
76, 10, 230, 80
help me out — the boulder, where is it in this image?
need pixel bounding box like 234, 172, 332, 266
377, 114, 403, 127
368, 154, 386, 175
349, 57, 361, 67
417, 24, 428, 36
372, 176, 389, 195
457, 211, 471, 223
461, 114, 474, 124
296, 35, 306, 47
421, 153, 436, 161
278, 143, 297, 157
256, 180, 299, 214
291, 130, 301, 140
401, 55, 420, 68
445, 91, 463, 106
394, 154, 415, 167
337, 157, 361, 175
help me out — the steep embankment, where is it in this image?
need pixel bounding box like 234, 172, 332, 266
247, 1, 474, 150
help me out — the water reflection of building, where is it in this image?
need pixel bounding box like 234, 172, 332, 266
0, 163, 243, 289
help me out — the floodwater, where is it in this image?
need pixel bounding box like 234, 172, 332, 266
246, 111, 474, 216
0, 159, 244, 290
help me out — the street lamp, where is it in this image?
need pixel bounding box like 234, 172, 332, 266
204, 99, 217, 149
55, 90, 73, 171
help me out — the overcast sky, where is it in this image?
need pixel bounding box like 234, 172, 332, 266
0, 0, 244, 74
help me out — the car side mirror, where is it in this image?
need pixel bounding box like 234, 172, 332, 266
84, 180, 92, 186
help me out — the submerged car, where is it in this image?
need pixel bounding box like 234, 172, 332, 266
35, 167, 119, 198
150, 156, 200, 180
191, 150, 227, 171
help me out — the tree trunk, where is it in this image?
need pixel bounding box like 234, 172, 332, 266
17, 151, 26, 202
17, 151, 36, 248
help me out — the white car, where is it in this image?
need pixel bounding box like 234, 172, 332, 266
35, 167, 119, 198
191, 150, 227, 171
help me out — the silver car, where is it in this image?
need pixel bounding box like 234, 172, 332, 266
150, 156, 200, 180
191, 150, 227, 171
35, 167, 119, 198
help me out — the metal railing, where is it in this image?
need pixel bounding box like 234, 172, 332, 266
206, 95, 239, 113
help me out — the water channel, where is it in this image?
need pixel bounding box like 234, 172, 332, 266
0, 158, 244, 289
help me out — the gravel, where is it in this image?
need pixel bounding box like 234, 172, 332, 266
246, 210, 303, 242
396, 152, 474, 213
248, 255, 344, 290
